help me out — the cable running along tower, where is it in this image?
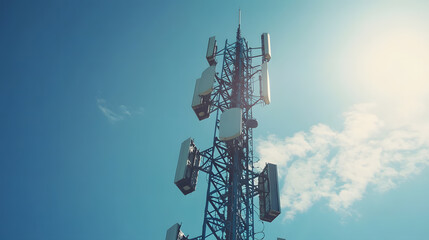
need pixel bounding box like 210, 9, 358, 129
167, 13, 280, 240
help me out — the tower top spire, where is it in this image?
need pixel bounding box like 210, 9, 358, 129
237, 9, 242, 40
239, 9, 241, 26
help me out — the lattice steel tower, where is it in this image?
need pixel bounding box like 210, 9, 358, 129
166, 13, 280, 240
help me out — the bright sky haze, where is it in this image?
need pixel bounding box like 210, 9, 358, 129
1, 1, 429, 240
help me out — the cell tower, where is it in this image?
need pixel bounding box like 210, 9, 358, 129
167, 12, 280, 240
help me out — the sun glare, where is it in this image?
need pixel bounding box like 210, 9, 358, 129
337, 11, 429, 101
334, 10, 429, 127
358, 27, 429, 99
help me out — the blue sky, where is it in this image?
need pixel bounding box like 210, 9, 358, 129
1, 1, 429, 239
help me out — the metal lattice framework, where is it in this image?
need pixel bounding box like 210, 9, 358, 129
190, 25, 265, 240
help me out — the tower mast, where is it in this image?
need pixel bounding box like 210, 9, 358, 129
167, 11, 280, 240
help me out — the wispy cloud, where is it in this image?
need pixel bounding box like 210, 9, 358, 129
257, 103, 429, 220
97, 98, 144, 123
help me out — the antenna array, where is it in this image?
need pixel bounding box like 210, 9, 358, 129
167, 14, 279, 240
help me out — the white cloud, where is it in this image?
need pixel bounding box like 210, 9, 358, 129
97, 98, 124, 122
257, 103, 429, 219
120, 105, 132, 116
97, 98, 144, 123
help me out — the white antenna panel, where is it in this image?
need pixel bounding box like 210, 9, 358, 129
219, 108, 242, 141
206, 36, 217, 66
260, 62, 271, 104
174, 138, 193, 184
261, 33, 271, 62
192, 78, 202, 108
199, 65, 216, 96
165, 223, 185, 240
191, 65, 215, 109
259, 163, 281, 222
